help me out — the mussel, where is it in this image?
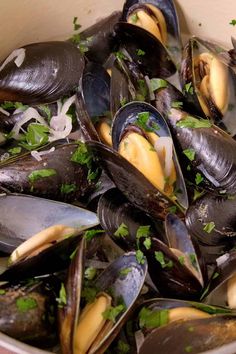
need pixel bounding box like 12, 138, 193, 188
0, 41, 85, 104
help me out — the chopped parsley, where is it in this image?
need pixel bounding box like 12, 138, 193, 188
73, 16, 81, 31
20, 123, 49, 150
143, 237, 152, 250
136, 49, 145, 56
28, 168, 57, 183
84, 229, 104, 241
84, 267, 97, 280
8, 147, 22, 155
150, 78, 168, 92
195, 172, 204, 185
37, 104, 51, 121
0, 101, 28, 110
189, 253, 197, 267
212, 271, 219, 280
139, 307, 169, 329
136, 250, 145, 264
116, 340, 130, 354
56, 283, 67, 308
115, 51, 126, 60
183, 148, 195, 161
136, 79, 148, 101
171, 101, 183, 109
87, 168, 99, 182
60, 183, 76, 194
120, 97, 127, 107
178, 255, 185, 265
135, 112, 160, 132
203, 221, 215, 234
114, 223, 129, 238
193, 188, 205, 201
187, 164, 191, 171
102, 304, 125, 323
136, 225, 151, 239
71, 142, 97, 182
0, 289, 6, 295
230, 19, 236, 26
168, 206, 177, 214
130, 13, 138, 24
184, 82, 194, 95
176, 116, 212, 129
16, 297, 38, 312
120, 267, 132, 276
185, 346, 193, 353
155, 251, 173, 269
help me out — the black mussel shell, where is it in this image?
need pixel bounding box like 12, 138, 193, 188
111, 101, 188, 210
166, 108, 236, 194
144, 236, 203, 299
0, 142, 97, 202
0, 280, 57, 347
0, 41, 85, 104
81, 61, 111, 118
0, 193, 99, 253
186, 193, 236, 246
114, 22, 176, 78
78, 11, 121, 65
139, 315, 236, 354
98, 188, 164, 250
203, 251, 236, 308
86, 140, 183, 220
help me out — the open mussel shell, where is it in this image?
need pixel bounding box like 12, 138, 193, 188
139, 315, 236, 354
0, 193, 99, 253
186, 193, 236, 247
59, 237, 147, 354
98, 188, 164, 250
78, 11, 121, 65
203, 251, 236, 309
0, 279, 57, 347
144, 233, 203, 299
122, 0, 181, 63
87, 140, 183, 221
114, 22, 176, 78
181, 36, 236, 135
0, 41, 84, 104
166, 108, 236, 194
0, 142, 96, 202
112, 101, 188, 210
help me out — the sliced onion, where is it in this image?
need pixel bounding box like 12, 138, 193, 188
49, 114, 72, 142
0, 107, 10, 116
11, 107, 48, 139
216, 253, 230, 267
31, 147, 55, 161
61, 94, 76, 115
154, 137, 173, 178
0, 48, 26, 72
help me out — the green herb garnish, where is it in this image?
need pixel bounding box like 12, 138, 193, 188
230, 19, 236, 26
136, 225, 151, 239
143, 237, 152, 250
212, 272, 219, 279
155, 251, 173, 269
195, 172, 204, 185
73, 16, 81, 31
136, 250, 145, 264
131, 13, 138, 24
116, 340, 130, 354
71, 142, 97, 182
178, 255, 185, 265
135, 112, 152, 132
81, 286, 98, 303
37, 105, 51, 121
16, 297, 38, 312
102, 304, 125, 323
176, 116, 212, 129
28, 168, 57, 183
60, 183, 76, 194
0, 101, 28, 111
171, 101, 183, 109
84, 229, 104, 241
139, 307, 169, 329
120, 267, 132, 276
136, 49, 145, 56
193, 189, 205, 201
8, 147, 22, 155
114, 223, 129, 238
120, 97, 127, 107
115, 51, 126, 60
56, 283, 67, 308
184, 82, 194, 95
203, 221, 215, 233
150, 78, 167, 92
20, 123, 49, 150
183, 148, 195, 161
84, 267, 97, 280
168, 206, 177, 214
136, 79, 148, 101
185, 346, 193, 353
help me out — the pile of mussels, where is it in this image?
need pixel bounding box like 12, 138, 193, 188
1, 1, 236, 353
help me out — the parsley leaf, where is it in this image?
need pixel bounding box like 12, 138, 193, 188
60, 183, 76, 194
84, 267, 97, 280
28, 169, 57, 183
81, 286, 98, 303
37, 104, 51, 121
73, 16, 81, 31
0, 101, 28, 111
71, 142, 97, 181
136, 79, 148, 101
130, 13, 138, 24
136, 225, 151, 239
183, 148, 195, 161
139, 307, 169, 329
136, 250, 145, 264
195, 172, 204, 185
185, 346, 193, 353
176, 116, 212, 129
135, 112, 157, 132
150, 78, 167, 92
102, 304, 125, 323
168, 206, 177, 214
230, 19, 236, 26
203, 221, 215, 233
16, 297, 38, 312
8, 147, 22, 155
137, 49, 145, 56
155, 251, 173, 269
20, 123, 49, 150
117, 340, 130, 354
84, 229, 104, 241
193, 189, 205, 201
114, 223, 129, 238
184, 82, 194, 95
115, 51, 126, 60
178, 255, 185, 265
171, 101, 183, 109
56, 283, 67, 308
120, 267, 132, 276
120, 97, 127, 107
143, 237, 152, 250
